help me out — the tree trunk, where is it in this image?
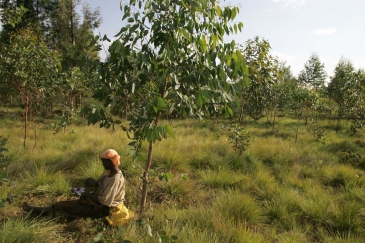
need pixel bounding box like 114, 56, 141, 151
295, 118, 300, 144
336, 112, 341, 134
23, 93, 29, 148
272, 110, 276, 130
238, 95, 245, 124
139, 139, 154, 216
70, 1, 75, 46
139, 109, 162, 216
33, 123, 37, 148
139, 76, 168, 216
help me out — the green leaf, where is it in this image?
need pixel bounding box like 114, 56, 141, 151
129, 23, 139, 33
216, 6, 222, 17
165, 124, 176, 139
231, 7, 237, 20
165, 172, 174, 180
231, 40, 236, 49
153, 127, 160, 141
234, 24, 238, 34
153, 97, 166, 110
146, 128, 153, 142
226, 107, 233, 116
102, 34, 111, 42
197, 92, 203, 108
238, 22, 244, 31
201, 35, 207, 52
232, 52, 238, 62
92, 233, 102, 242
211, 35, 217, 49
181, 28, 190, 40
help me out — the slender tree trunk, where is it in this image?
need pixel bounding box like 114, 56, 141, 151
125, 98, 128, 119
336, 112, 341, 134
238, 95, 245, 124
139, 76, 168, 216
33, 123, 37, 148
139, 138, 154, 216
70, 1, 75, 45
24, 93, 29, 148
272, 110, 276, 130
295, 118, 300, 144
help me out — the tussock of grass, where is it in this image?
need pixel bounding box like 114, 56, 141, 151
323, 200, 365, 236
150, 178, 198, 205
0, 216, 62, 243
214, 190, 268, 226
20, 164, 71, 195
197, 168, 248, 190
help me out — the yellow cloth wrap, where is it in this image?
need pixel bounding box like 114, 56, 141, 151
105, 203, 134, 226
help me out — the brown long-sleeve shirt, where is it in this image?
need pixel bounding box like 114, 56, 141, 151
97, 170, 125, 207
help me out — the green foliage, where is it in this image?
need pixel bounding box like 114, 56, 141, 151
339, 149, 365, 169
307, 120, 326, 143
0, 135, 8, 165
298, 53, 327, 90
87, 0, 249, 147
51, 108, 74, 134
84, 0, 249, 215
327, 59, 365, 133
220, 123, 252, 155
239, 37, 279, 122
0, 4, 28, 27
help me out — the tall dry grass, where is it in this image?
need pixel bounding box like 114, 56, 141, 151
1, 107, 365, 242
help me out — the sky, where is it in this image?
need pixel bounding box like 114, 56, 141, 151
2, 0, 360, 78
80, 0, 365, 79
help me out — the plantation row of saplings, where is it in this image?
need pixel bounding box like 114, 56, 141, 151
1, 0, 365, 242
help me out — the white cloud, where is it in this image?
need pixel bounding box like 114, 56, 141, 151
272, 50, 305, 76
271, 0, 307, 9
311, 28, 336, 35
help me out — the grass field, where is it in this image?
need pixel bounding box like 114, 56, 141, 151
1, 107, 365, 242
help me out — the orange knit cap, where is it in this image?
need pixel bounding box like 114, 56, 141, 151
100, 149, 120, 167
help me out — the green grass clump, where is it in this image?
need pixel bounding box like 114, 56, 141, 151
0, 216, 62, 243
20, 164, 71, 195
197, 168, 248, 190
214, 189, 268, 226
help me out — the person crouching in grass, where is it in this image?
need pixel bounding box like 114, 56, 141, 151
23, 149, 125, 219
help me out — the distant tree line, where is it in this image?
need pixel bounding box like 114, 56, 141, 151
1, 1, 364, 147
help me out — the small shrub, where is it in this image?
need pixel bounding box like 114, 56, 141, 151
339, 149, 365, 169
219, 123, 252, 155
307, 122, 326, 143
